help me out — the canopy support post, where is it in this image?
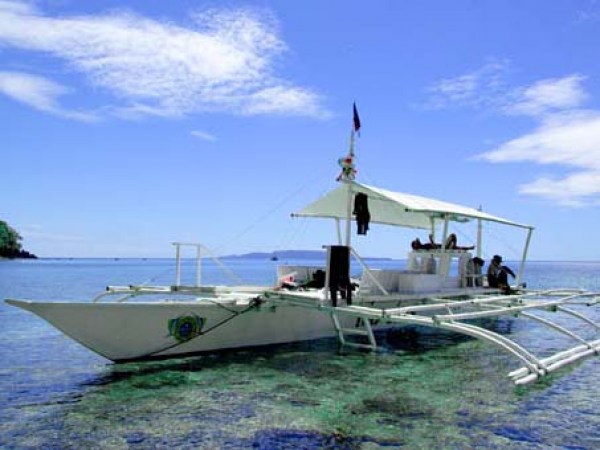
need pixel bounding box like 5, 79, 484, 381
195, 245, 202, 287
441, 215, 449, 250
429, 216, 436, 242
174, 243, 182, 287
517, 227, 533, 286
477, 205, 483, 259
440, 215, 450, 277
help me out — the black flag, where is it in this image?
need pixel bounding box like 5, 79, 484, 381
353, 103, 361, 134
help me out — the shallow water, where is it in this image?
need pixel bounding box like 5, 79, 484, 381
1, 258, 600, 449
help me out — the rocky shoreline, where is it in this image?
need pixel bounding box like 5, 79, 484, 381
0, 249, 37, 259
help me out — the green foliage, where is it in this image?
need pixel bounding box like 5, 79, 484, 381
0, 220, 24, 257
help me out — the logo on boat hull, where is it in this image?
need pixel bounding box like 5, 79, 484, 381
168, 314, 206, 343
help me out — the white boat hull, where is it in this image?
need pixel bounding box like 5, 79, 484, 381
7, 298, 356, 361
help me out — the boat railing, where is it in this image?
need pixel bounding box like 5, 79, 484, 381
407, 249, 471, 276
350, 247, 389, 296
93, 284, 267, 303
355, 249, 476, 296
91, 243, 246, 303
172, 242, 243, 288
274, 246, 487, 297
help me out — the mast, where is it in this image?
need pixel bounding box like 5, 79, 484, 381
344, 129, 355, 247
337, 103, 361, 248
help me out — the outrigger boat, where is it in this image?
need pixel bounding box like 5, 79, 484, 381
6, 110, 600, 385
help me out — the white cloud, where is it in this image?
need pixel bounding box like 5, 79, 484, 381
427, 62, 600, 207
518, 171, 600, 207
481, 113, 600, 167
478, 112, 600, 206
0, 0, 35, 15
577, 3, 600, 23
191, 129, 217, 142
425, 59, 509, 110
505, 75, 588, 117
243, 86, 323, 115
0, 70, 98, 121
0, 1, 327, 119
425, 64, 588, 119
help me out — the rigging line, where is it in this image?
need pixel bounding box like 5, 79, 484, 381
116, 262, 177, 294
358, 169, 378, 188
199, 246, 244, 285
452, 227, 477, 248
212, 165, 334, 255
274, 217, 312, 253
139, 265, 176, 287
482, 225, 522, 259
138, 297, 263, 359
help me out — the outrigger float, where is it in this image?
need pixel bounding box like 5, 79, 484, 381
6, 109, 600, 385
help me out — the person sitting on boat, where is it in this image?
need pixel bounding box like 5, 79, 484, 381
444, 233, 475, 251
302, 269, 326, 289
487, 255, 516, 293
278, 274, 298, 290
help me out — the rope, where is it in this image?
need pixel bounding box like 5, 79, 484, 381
212, 165, 333, 255
138, 265, 175, 287
134, 296, 264, 360
273, 217, 312, 254
480, 224, 523, 261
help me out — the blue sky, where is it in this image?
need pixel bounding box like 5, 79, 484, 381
2, 0, 599, 261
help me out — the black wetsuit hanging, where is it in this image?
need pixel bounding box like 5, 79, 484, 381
328, 245, 351, 307
353, 192, 371, 235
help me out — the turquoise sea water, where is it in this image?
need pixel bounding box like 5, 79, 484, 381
1, 258, 600, 449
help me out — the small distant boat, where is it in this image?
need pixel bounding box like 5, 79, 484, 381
7, 107, 600, 385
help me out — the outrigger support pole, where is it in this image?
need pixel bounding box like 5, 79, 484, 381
270, 288, 600, 384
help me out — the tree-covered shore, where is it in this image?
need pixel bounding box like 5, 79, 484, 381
0, 220, 37, 259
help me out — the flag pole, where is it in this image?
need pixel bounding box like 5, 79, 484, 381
344, 103, 360, 247
345, 131, 354, 248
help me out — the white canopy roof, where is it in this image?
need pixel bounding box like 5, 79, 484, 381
292, 182, 533, 230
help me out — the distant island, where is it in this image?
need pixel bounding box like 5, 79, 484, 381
0, 220, 37, 259
222, 249, 393, 261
